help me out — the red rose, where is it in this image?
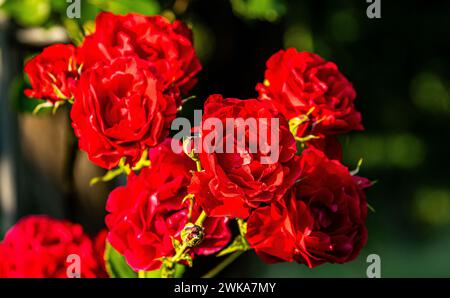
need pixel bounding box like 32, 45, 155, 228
106, 139, 231, 271
247, 148, 368, 267
24, 44, 79, 102
0, 215, 107, 278
257, 48, 363, 135
78, 12, 201, 94
188, 95, 300, 219
71, 56, 179, 169
0, 245, 6, 277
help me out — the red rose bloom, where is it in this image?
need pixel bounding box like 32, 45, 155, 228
188, 95, 300, 219
0, 245, 6, 277
78, 12, 201, 94
106, 139, 231, 271
257, 48, 363, 135
71, 56, 179, 169
24, 44, 79, 103
0, 215, 107, 278
247, 148, 368, 267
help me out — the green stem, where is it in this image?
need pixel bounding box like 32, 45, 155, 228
171, 211, 208, 263
195, 160, 202, 172
195, 210, 208, 226
161, 210, 209, 278
138, 270, 145, 278
170, 242, 189, 263
202, 251, 244, 278
163, 147, 205, 277
169, 211, 207, 263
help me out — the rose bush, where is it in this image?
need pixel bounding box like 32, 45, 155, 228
19, 10, 372, 278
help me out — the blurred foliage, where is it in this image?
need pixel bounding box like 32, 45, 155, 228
191, 20, 215, 63
284, 24, 314, 52
344, 133, 426, 170
1, 0, 51, 27
230, 0, 286, 22
411, 72, 450, 114
328, 9, 359, 43
88, 0, 160, 16
0, 0, 161, 28
413, 188, 450, 227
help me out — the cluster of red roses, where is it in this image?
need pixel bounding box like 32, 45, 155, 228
189, 50, 370, 267
0, 12, 371, 277
25, 12, 201, 169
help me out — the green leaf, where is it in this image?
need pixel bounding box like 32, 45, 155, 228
174, 263, 186, 277
140, 269, 160, 278
88, 0, 160, 15
104, 241, 138, 278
